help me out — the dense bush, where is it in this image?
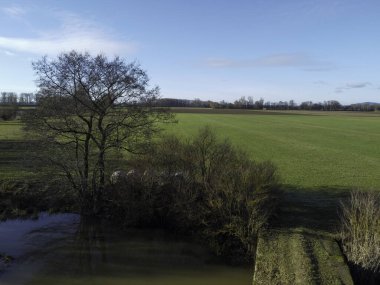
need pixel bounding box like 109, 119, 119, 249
340, 191, 380, 273
106, 127, 281, 261
0, 179, 77, 220
0, 105, 18, 121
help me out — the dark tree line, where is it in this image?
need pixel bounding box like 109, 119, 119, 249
0, 92, 37, 120
1, 91, 379, 112
0, 92, 36, 105
154, 96, 380, 112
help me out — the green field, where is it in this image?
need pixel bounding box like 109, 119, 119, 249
0, 120, 23, 140
2, 110, 380, 189
0, 120, 33, 180
168, 110, 380, 190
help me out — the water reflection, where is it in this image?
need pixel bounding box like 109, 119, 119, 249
0, 214, 251, 285
73, 217, 108, 275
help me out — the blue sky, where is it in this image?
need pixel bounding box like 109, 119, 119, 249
0, 0, 379, 104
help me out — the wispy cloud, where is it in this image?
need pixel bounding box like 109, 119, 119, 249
335, 82, 372, 93
303, 66, 336, 72
1, 5, 26, 18
0, 49, 16, 56
345, 82, 371, 89
203, 53, 334, 71
0, 11, 137, 56
313, 80, 329, 85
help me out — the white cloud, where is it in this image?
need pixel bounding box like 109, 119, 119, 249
0, 34, 136, 56
205, 58, 237, 68
302, 66, 336, 72
0, 49, 16, 56
1, 5, 26, 17
203, 53, 334, 71
345, 82, 371, 89
335, 82, 372, 93
254, 53, 315, 67
314, 80, 328, 85
0, 11, 137, 56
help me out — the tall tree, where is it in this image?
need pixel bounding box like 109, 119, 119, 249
24, 51, 172, 214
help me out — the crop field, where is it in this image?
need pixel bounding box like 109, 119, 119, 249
2, 110, 380, 190
167, 109, 380, 190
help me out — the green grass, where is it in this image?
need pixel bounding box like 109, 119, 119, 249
0, 120, 23, 140
3, 111, 379, 189
0, 120, 35, 180
167, 111, 380, 189
251, 188, 355, 284
253, 229, 353, 285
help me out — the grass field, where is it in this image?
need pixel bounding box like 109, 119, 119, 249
167, 109, 380, 190
0, 120, 34, 180
0, 120, 23, 140
2, 110, 380, 188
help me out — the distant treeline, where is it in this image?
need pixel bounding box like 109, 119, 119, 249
0, 92, 36, 105
0, 92, 37, 120
1, 91, 379, 112
154, 97, 380, 112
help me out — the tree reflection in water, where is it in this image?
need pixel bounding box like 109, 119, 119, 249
75, 217, 108, 275
0, 214, 251, 285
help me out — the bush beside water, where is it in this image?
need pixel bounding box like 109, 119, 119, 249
0, 179, 77, 220
106, 127, 281, 262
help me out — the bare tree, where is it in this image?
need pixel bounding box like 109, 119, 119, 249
24, 51, 172, 215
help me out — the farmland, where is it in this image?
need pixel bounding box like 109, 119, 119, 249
168, 109, 380, 189
2, 109, 380, 188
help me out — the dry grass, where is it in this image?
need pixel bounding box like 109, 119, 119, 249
340, 191, 380, 272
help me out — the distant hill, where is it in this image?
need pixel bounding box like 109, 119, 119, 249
356, 102, 380, 105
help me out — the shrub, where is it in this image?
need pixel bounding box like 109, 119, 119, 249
107, 126, 281, 261
339, 191, 380, 273
0, 105, 18, 120
0, 179, 77, 220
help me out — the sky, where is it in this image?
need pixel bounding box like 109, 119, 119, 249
0, 0, 379, 104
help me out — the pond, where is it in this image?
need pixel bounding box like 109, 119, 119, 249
0, 213, 252, 285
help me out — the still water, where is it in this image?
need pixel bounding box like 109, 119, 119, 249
0, 213, 252, 285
